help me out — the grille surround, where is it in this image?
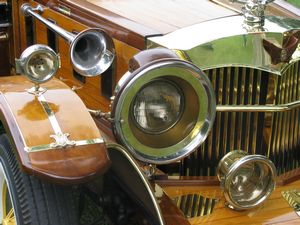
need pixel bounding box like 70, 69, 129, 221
181, 62, 300, 176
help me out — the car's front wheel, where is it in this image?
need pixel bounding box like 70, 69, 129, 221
0, 134, 79, 225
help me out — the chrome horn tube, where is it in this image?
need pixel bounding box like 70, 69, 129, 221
217, 150, 276, 210
21, 3, 115, 77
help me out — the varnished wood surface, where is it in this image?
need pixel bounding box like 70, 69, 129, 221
161, 179, 300, 224
86, 0, 236, 34
54, 0, 154, 49
0, 75, 110, 183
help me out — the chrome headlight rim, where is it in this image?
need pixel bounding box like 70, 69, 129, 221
112, 59, 216, 164
18, 44, 60, 83
218, 151, 276, 210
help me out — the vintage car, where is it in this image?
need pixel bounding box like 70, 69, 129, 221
0, 0, 300, 224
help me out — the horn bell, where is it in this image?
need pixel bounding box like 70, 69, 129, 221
70, 28, 115, 77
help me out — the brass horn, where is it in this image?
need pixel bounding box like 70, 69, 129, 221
21, 3, 115, 77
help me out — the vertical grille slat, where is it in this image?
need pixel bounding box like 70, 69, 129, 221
180, 62, 300, 177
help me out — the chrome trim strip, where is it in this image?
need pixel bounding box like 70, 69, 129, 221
24, 138, 104, 152
216, 100, 300, 112
37, 95, 63, 134
23, 94, 104, 152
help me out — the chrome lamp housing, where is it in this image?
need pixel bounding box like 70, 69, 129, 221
217, 150, 276, 210
16, 44, 60, 84
111, 59, 216, 164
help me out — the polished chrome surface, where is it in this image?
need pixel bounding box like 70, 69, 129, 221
216, 99, 300, 112
148, 15, 300, 75
181, 63, 300, 176
282, 189, 300, 217
111, 59, 216, 164
217, 150, 276, 210
231, 0, 275, 29
15, 44, 60, 84
21, 3, 115, 77
24, 138, 104, 152
173, 193, 219, 218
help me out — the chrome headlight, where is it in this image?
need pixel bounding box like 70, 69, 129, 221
16, 44, 60, 83
217, 150, 276, 210
111, 59, 216, 164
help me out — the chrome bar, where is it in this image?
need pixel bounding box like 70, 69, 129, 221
21, 4, 75, 42
217, 99, 300, 112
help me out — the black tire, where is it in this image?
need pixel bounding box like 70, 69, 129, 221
0, 134, 79, 225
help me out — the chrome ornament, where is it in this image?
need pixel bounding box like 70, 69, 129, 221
230, 0, 275, 30
217, 150, 276, 210
50, 132, 76, 149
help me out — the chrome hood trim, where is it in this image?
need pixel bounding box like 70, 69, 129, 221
147, 15, 300, 75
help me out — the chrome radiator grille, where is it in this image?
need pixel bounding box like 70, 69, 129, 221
181, 62, 300, 176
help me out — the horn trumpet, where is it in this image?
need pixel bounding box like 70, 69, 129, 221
21, 3, 115, 77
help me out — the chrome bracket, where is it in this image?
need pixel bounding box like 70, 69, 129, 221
21, 4, 44, 16
26, 85, 47, 96
50, 132, 76, 149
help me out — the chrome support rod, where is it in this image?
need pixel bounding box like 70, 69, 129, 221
217, 99, 300, 112
21, 4, 75, 42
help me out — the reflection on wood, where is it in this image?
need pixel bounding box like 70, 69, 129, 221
161, 179, 300, 224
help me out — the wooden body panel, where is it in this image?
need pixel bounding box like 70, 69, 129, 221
161, 179, 300, 225
0, 75, 110, 184
85, 0, 236, 34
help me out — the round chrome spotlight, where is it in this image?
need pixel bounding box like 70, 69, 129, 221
16, 44, 60, 83
217, 150, 276, 210
111, 59, 216, 164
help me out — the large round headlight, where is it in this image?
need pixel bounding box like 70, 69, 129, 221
16, 44, 60, 83
111, 59, 216, 164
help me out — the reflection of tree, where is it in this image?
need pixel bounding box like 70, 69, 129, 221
18, 99, 59, 121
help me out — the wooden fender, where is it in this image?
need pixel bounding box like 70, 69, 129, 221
0, 76, 110, 184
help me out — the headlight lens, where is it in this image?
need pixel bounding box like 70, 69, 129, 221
132, 79, 184, 134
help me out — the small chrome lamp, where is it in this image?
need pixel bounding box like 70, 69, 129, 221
16, 44, 60, 95
217, 150, 276, 210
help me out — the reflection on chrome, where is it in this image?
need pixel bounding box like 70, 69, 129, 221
217, 150, 276, 210
132, 79, 183, 134
28, 53, 56, 79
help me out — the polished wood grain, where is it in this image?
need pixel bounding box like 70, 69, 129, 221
161, 179, 300, 225
0, 75, 110, 184
86, 0, 236, 34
